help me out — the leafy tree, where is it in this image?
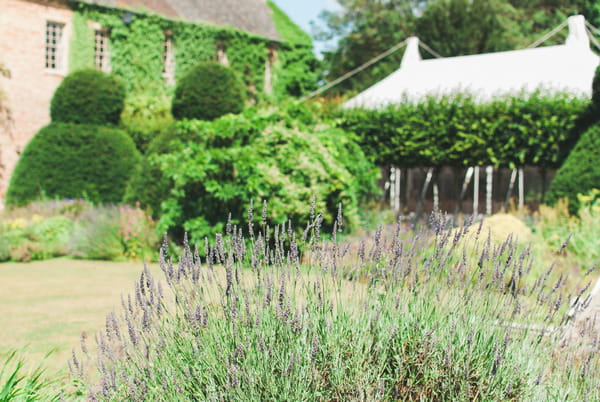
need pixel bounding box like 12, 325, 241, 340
316, 0, 586, 96
416, 0, 522, 56
314, 0, 422, 94
583, 0, 600, 27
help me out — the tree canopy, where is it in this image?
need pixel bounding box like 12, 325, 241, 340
315, 0, 593, 95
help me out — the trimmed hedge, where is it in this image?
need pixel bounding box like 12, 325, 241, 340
50, 69, 126, 125
171, 62, 245, 121
546, 124, 600, 214
6, 123, 139, 206
339, 92, 589, 169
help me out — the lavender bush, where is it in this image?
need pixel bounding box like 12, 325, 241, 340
73, 204, 599, 400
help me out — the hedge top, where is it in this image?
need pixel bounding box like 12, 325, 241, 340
50, 69, 126, 125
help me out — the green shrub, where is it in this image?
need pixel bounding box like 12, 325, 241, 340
128, 104, 377, 243
0, 210, 74, 262
547, 125, 600, 214
117, 203, 159, 261
125, 103, 325, 220
68, 206, 123, 260
6, 123, 140, 206
171, 62, 245, 121
592, 65, 600, 106
123, 120, 195, 218
120, 91, 174, 153
50, 69, 126, 125
535, 191, 600, 269
0, 236, 10, 261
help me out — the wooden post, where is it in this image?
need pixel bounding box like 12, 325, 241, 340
389, 166, 396, 210
433, 177, 439, 211
406, 168, 413, 212
389, 166, 401, 211
540, 167, 547, 204
505, 168, 518, 211
455, 167, 474, 215
382, 165, 390, 204
473, 166, 480, 215
486, 166, 493, 215
518, 167, 525, 210
415, 168, 434, 220
395, 167, 401, 211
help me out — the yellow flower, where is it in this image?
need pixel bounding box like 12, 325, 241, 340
8, 218, 27, 230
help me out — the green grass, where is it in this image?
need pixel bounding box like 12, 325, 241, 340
0, 258, 160, 374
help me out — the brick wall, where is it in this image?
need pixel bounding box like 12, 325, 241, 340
0, 0, 72, 207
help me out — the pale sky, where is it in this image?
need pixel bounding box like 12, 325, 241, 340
271, 0, 342, 56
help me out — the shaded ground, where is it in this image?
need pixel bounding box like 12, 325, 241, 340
0, 258, 161, 374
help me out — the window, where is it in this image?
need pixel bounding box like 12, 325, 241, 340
216, 41, 229, 66
45, 21, 65, 71
264, 43, 277, 94
162, 33, 175, 85
94, 29, 111, 72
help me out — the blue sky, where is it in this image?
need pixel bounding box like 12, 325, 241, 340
271, 0, 342, 56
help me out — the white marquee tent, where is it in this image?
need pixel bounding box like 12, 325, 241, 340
344, 15, 600, 108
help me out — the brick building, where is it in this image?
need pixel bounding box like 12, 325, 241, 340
0, 0, 313, 207
0, 0, 74, 206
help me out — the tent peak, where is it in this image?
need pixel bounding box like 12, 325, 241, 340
401, 36, 422, 69
566, 15, 589, 49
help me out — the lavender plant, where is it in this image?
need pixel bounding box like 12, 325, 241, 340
73, 205, 599, 400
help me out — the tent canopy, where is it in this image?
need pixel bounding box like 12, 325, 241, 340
344, 15, 599, 108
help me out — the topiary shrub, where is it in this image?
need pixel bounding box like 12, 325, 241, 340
6, 123, 140, 206
546, 124, 600, 214
171, 62, 245, 121
50, 69, 126, 125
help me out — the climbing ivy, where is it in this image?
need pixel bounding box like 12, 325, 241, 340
68, 3, 318, 100
69, 12, 94, 72
267, 0, 313, 47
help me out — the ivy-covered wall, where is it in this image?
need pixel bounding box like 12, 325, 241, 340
68, 2, 318, 99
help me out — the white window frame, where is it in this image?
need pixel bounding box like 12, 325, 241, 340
162, 33, 175, 85
45, 21, 67, 74
94, 28, 111, 73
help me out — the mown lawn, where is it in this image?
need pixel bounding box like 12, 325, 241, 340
0, 258, 160, 374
